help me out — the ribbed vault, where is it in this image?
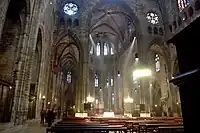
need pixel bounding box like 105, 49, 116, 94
54, 35, 81, 78
89, 1, 138, 54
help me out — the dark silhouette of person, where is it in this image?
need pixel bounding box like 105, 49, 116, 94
40, 109, 45, 124
168, 107, 173, 117
163, 111, 167, 116
47, 109, 54, 127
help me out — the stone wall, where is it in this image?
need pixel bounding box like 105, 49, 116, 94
0, 0, 55, 125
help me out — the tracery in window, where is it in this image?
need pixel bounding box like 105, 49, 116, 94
67, 72, 72, 83
63, 3, 78, 15
146, 12, 159, 24
128, 21, 132, 36
178, 0, 190, 12
104, 42, 108, 55
96, 42, 100, 56
95, 74, 99, 87
155, 54, 160, 72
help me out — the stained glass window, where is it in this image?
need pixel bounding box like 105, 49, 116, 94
111, 47, 114, 55
128, 21, 132, 36
63, 3, 78, 15
96, 42, 100, 56
104, 42, 108, 55
146, 12, 159, 24
111, 78, 113, 86
112, 93, 115, 104
90, 46, 93, 54
67, 72, 72, 83
155, 54, 160, 72
178, 0, 190, 12
106, 79, 109, 87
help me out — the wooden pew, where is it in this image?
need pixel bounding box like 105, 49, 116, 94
158, 125, 184, 133
139, 123, 183, 133
46, 124, 127, 133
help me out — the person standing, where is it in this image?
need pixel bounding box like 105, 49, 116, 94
40, 109, 45, 124
47, 109, 53, 127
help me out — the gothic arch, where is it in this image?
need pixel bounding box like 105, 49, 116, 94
87, 0, 141, 34
53, 30, 83, 77
148, 42, 171, 74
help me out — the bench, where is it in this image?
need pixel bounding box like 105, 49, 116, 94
46, 125, 127, 133
158, 126, 184, 133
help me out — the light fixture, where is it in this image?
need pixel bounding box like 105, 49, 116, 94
155, 104, 158, 107
124, 95, 134, 103
50, 1, 52, 4
86, 95, 95, 103
9, 86, 12, 89
42, 95, 46, 100
135, 53, 139, 61
48, 102, 51, 105
133, 68, 152, 80
117, 71, 120, 77
134, 88, 137, 92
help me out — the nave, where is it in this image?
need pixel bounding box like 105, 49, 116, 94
1, 0, 200, 133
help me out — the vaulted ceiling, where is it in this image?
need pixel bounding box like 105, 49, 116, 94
54, 35, 80, 78
89, 3, 136, 53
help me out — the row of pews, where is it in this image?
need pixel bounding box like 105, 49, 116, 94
46, 117, 184, 133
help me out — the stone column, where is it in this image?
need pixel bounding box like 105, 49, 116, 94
113, 65, 118, 111
11, 18, 31, 125
79, 33, 89, 112
75, 73, 81, 112
55, 72, 60, 109
0, 0, 10, 39
15, 0, 42, 124
52, 73, 57, 107
119, 74, 123, 114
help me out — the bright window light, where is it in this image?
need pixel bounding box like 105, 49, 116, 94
133, 68, 152, 80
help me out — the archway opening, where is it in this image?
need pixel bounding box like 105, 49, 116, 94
88, 1, 138, 115
147, 43, 178, 117
53, 35, 81, 117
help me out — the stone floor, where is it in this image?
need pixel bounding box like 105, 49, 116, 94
11, 123, 45, 133
0, 119, 54, 133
